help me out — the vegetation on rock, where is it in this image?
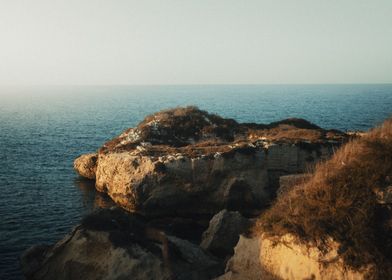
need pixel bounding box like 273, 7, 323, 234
255, 118, 392, 279
99, 106, 348, 156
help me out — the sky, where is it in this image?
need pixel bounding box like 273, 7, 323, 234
0, 0, 391, 85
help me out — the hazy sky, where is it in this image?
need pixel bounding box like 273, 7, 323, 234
1, 0, 391, 85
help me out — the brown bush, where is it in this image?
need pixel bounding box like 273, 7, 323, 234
255, 118, 392, 279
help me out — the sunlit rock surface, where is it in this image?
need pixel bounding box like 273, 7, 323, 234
220, 234, 368, 280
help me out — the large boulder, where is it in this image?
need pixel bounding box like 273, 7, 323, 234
21, 208, 223, 280
74, 107, 348, 216
200, 210, 250, 258
73, 153, 97, 180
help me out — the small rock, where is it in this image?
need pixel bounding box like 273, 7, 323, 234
73, 153, 97, 179
201, 210, 251, 258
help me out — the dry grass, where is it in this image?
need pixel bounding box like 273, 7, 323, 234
255, 118, 392, 279
248, 117, 347, 142
249, 125, 324, 142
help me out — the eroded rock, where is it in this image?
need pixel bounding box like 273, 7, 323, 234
73, 153, 97, 180
200, 210, 251, 258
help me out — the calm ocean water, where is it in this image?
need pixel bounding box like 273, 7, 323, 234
1, 84, 392, 279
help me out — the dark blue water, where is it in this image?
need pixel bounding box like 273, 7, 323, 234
1, 84, 392, 279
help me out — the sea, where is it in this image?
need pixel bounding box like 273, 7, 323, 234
1, 84, 392, 279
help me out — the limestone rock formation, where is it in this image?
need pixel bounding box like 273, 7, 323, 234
21, 208, 223, 280
74, 107, 348, 216
200, 210, 250, 258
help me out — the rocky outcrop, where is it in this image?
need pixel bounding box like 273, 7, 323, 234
73, 153, 97, 180
21, 208, 223, 280
200, 210, 250, 258
74, 107, 348, 216
220, 234, 368, 280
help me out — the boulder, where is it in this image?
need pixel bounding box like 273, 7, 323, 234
21, 208, 223, 280
200, 210, 250, 258
74, 107, 348, 216
73, 153, 97, 180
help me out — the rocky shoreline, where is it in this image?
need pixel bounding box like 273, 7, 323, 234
21, 107, 355, 279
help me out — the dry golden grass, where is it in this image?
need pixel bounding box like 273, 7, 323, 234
255, 118, 392, 279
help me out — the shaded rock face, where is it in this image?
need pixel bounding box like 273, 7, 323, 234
21, 208, 223, 280
74, 107, 348, 216
200, 210, 251, 258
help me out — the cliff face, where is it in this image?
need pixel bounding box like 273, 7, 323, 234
74, 107, 347, 216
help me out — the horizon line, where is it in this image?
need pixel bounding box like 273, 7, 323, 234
1, 82, 392, 88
